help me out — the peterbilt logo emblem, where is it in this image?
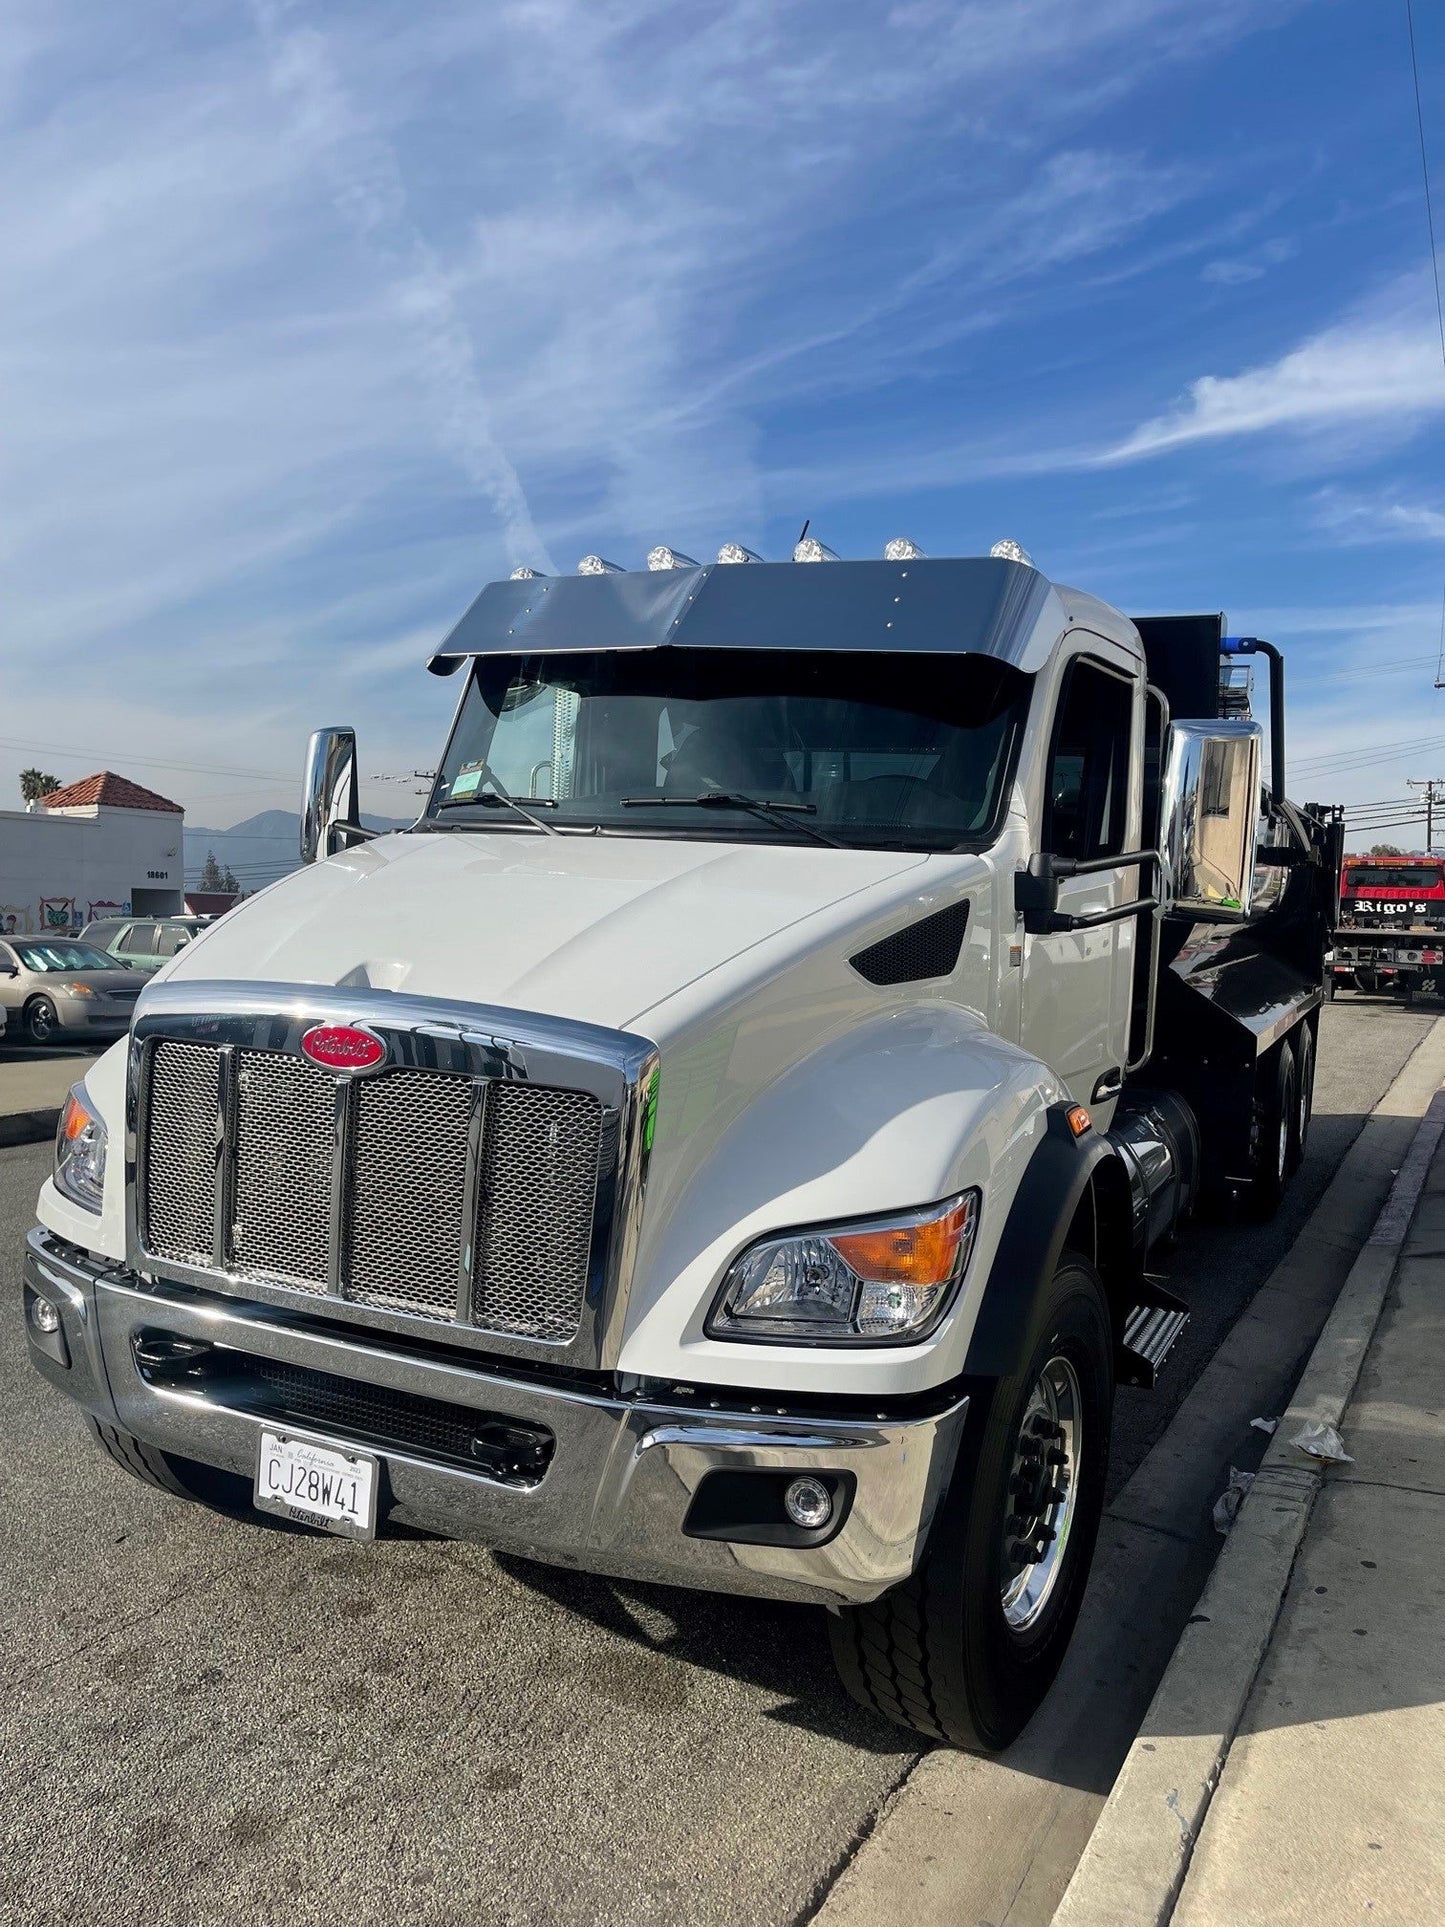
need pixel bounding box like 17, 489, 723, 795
301, 1024, 388, 1073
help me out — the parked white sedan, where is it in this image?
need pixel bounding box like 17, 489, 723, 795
0, 937, 150, 1044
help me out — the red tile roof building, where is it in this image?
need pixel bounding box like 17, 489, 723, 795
41, 770, 184, 815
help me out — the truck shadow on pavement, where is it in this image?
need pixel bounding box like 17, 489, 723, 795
491, 1550, 914, 1753
171, 1453, 912, 1752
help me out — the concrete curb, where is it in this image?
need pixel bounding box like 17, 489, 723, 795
0, 1109, 60, 1150
1052, 1085, 1445, 1927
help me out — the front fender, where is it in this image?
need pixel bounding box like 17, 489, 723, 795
961, 1106, 1118, 1379
619, 1006, 1066, 1397
35, 1034, 129, 1260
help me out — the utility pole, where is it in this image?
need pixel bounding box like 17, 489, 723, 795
1408, 779, 1445, 853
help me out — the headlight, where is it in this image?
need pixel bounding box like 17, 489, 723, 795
707, 1192, 979, 1345
55, 1085, 107, 1213
60, 981, 97, 997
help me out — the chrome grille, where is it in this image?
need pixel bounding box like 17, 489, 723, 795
474, 1086, 602, 1340
138, 1038, 607, 1348
349, 1070, 474, 1320
233, 1053, 333, 1292
143, 1041, 217, 1266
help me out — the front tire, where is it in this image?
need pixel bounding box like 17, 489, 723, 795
84, 1413, 194, 1498
25, 997, 59, 1045
829, 1255, 1112, 1751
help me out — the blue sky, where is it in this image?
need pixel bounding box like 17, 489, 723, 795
2, 0, 1442, 863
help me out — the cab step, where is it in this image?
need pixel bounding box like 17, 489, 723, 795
1119, 1283, 1190, 1389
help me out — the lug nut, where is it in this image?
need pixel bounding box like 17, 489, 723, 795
783, 1476, 834, 1531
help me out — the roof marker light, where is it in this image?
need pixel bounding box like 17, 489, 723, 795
577, 554, 625, 575
647, 546, 700, 571
884, 537, 925, 561
717, 542, 765, 564
793, 536, 839, 563
510, 565, 545, 580
989, 539, 1034, 565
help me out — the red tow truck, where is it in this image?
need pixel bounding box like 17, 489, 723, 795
1330, 854, 1445, 1000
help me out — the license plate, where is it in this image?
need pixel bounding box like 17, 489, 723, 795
254, 1428, 378, 1539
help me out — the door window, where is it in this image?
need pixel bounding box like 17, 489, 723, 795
1044, 660, 1133, 860
153, 926, 193, 958
118, 924, 160, 955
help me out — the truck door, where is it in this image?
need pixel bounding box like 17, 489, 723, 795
1020, 650, 1138, 1122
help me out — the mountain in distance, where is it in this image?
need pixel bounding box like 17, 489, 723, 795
184, 808, 413, 891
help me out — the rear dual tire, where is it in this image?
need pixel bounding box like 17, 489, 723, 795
829, 1256, 1112, 1752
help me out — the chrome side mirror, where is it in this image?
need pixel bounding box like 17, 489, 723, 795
1159, 720, 1263, 921
301, 727, 360, 864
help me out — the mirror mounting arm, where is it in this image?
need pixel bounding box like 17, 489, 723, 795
1014, 851, 1159, 935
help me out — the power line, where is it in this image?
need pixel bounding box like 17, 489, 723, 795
1290, 729, 1445, 768
0, 735, 285, 783
1407, 0, 1445, 372
1291, 737, 1445, 778
1337, 792, 1430, 808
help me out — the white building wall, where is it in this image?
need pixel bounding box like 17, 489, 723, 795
0, 805, 184, 934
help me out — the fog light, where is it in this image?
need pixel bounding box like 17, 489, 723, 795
783, 1476, 834, 1531
31, 1298, 61, 1335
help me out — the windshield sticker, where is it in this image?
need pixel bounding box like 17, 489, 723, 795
450, 763, 486, 798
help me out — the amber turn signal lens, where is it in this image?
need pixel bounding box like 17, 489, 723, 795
829, 1197, 976, 1287
59, 1094, 91, 1143
1066, 1104, 1092, 1138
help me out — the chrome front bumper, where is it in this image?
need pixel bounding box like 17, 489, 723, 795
23, 1226, 967, 1606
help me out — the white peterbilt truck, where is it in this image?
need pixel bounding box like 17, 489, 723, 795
25, 543, 1338, 1751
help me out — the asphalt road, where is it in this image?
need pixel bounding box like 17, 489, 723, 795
0, 1001, 1434, 1927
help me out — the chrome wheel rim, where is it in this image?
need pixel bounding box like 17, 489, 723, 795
1278, 1105, 1289, 1181
1000, 1354, 1082, 1633
31, 1004, 52, 1041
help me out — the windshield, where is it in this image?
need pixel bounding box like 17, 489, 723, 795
1347, 865, 1442, 891
13, 941, 118, 972
430, 649, 1031, 852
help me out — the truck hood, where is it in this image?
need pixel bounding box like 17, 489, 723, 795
163, 830, 934, 1034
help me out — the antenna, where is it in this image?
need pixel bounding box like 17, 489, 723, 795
795, 518, 810, 547
1434, 583, 1445, 689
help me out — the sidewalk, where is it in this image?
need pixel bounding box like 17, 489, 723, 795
0, 1047, 98, 1146
1169, 1111, 1445, 1925
1057, 1088, 1445, 1927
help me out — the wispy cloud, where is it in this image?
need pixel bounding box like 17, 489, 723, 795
1312, 489, 1445, 544
1098, 280, 1445, 462
250, 0, 553, 571
1200, 236, 1298, 285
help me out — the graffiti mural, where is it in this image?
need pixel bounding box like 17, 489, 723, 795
39, 897, 77, 929
87, 900, 125, 922
0, 905, 32, 935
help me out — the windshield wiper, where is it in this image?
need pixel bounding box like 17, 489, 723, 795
620, 791, 844, 849
435, 770, 560, 837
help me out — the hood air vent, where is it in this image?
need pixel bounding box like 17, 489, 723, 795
850, 901, 969, 986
